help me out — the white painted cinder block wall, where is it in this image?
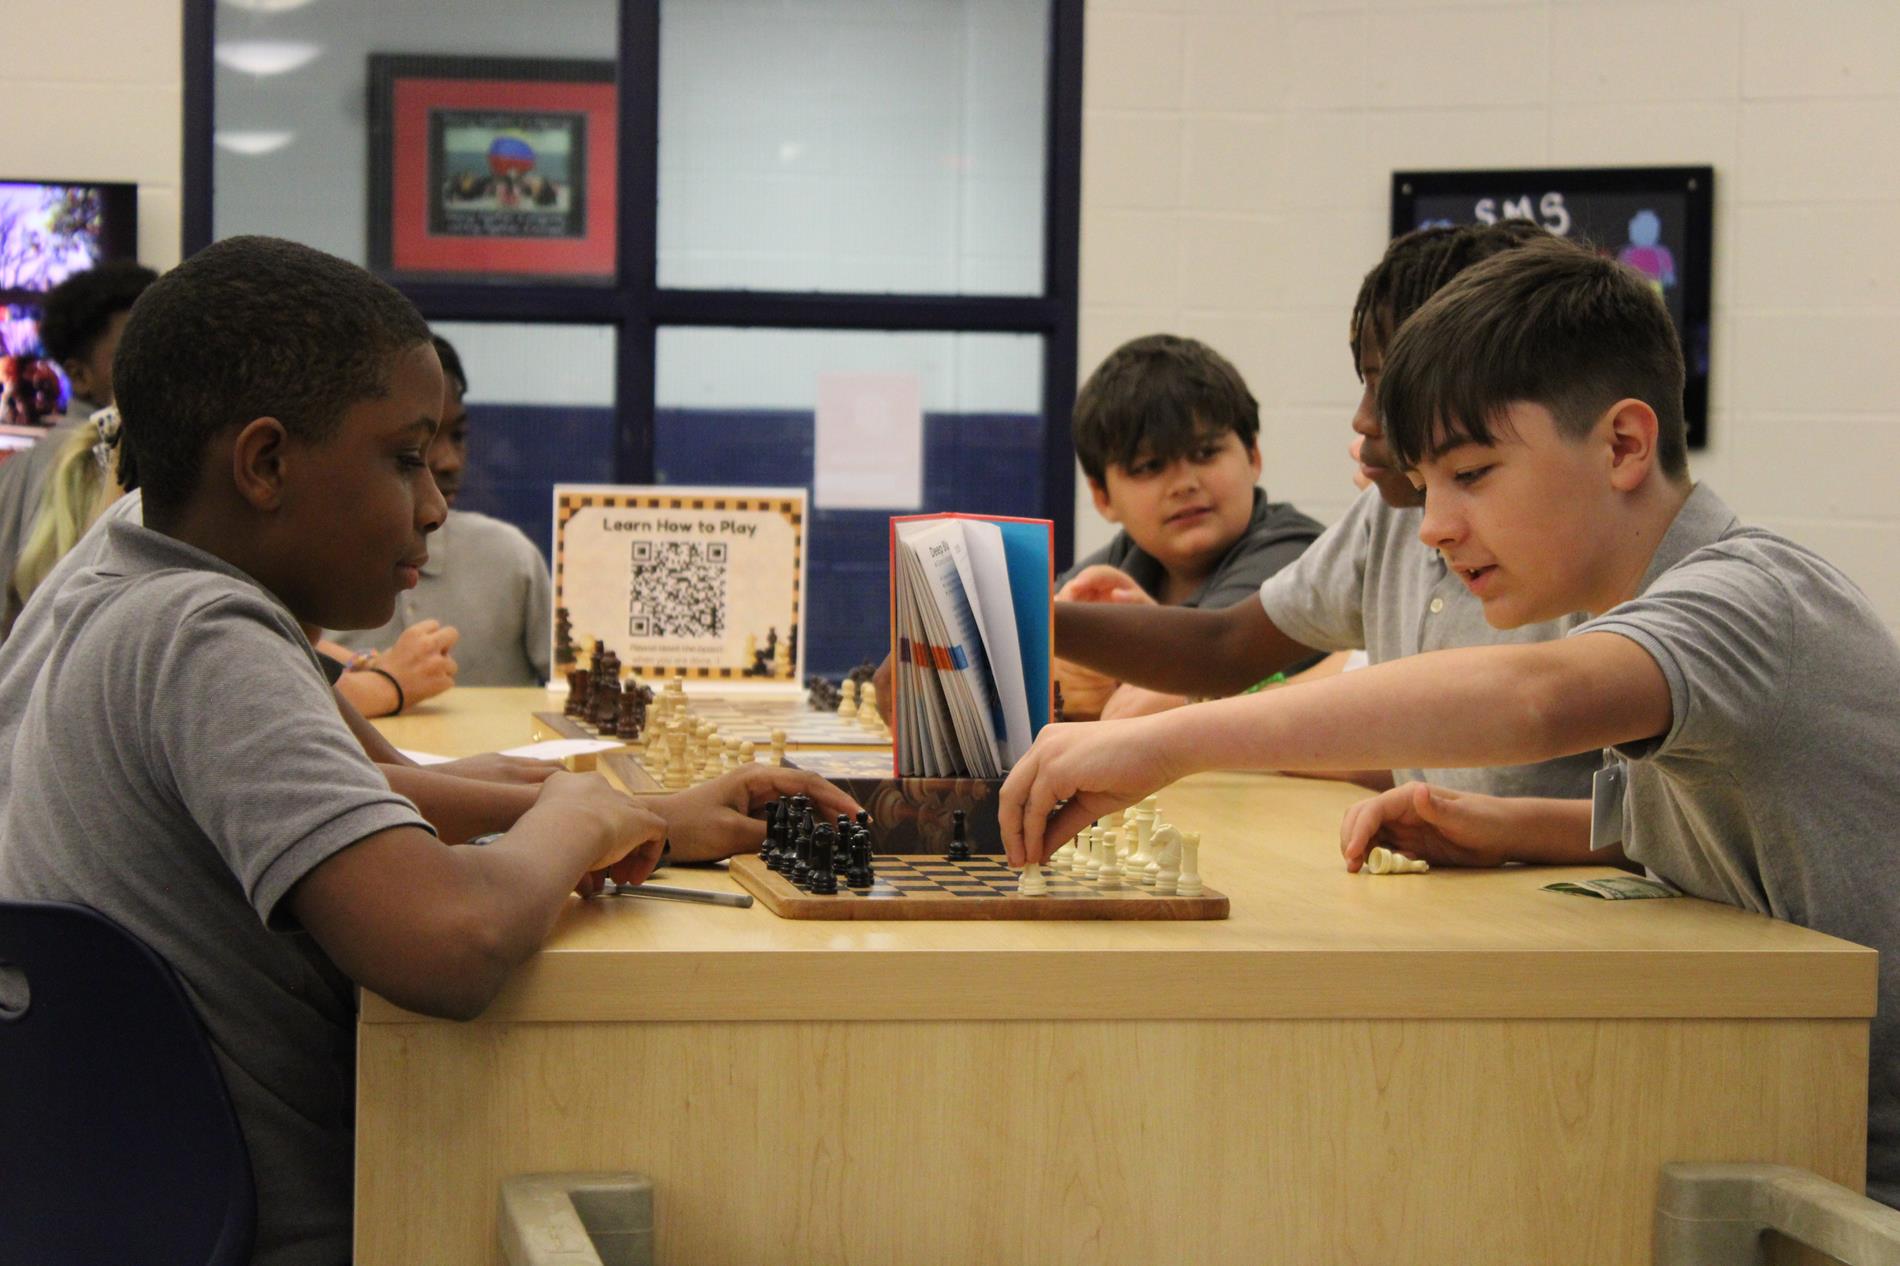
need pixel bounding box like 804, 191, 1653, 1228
14, 1, 1900, 627
1077, 0, 1900, 635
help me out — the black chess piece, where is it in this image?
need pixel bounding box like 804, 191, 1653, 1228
760, 802, 780, 868
1053, 680, 1067, 723
806, 824, 838, 894
946, 809, 971, 861
832, 816, 852, 875
845, 827, 875, 889
790, 809, 815, 886
565, 668, 591, 718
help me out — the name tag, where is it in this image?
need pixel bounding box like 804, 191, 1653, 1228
1590, 761, 1627, 852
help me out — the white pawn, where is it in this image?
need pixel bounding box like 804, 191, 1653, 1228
1098, 839, 1123, 891
1018, 862, 1049, 897
739, 740, 757, 764
768, 729, 787, 766
1070, 824, 1096, 878
1050, 828, 1077, 869
1176, 831, 1203, 897
859, 684, 884, 732
1150, 825, 1182, 896
1366, 846, 1430, 875
838, 678, 859, 719
1088, 827, 1114, 880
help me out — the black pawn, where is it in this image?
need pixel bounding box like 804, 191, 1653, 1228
845, 828, 875, 889
806, 825, 838, 894
946, 809, 971, 861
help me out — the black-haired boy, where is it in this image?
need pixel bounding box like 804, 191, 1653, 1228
1001, 234, 1900, 1207
0, 236, 855, 1264
1052, 225, 1598, 796
0, 260, 157, 585
1056, 333, 1321, 719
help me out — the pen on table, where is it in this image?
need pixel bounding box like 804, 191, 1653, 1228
604, 881, 754, 908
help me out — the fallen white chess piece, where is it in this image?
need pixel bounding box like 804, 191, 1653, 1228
1365, 846, 1430, 875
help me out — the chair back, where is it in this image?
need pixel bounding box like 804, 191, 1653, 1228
0, 898, 255, 1266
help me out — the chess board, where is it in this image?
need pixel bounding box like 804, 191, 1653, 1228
681, 696, 889, 749
730, 854, 1228, 921
531, 709, 891, 794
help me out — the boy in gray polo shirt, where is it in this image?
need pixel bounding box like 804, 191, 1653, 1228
0, 237, 856, 1265
1052, 223, 1596, 797
1000, 235, 1900, 1206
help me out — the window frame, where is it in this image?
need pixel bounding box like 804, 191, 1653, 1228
181, 0, 1085, 565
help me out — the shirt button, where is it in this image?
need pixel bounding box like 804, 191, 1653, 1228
1429, 597, 1445, 614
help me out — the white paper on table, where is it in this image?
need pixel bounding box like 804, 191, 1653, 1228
813, 372, 923, 511
396, 748, 454, 766
498, 738, 625, 761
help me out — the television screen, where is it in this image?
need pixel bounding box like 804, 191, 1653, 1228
0, 179, 138, 296
1390, 166, 1714, 449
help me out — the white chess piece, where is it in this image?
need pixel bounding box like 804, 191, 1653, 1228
838, 678, 859, 719
739, 740, 757, 764
1365, 846, 1430, 875
1098, 840, 1123, 891
1149, 825, 1182, 895
1018, 862, 1049, 897
1088, 827, 1114, 880
1070, 824, 1096, 878
859, 684, 885, 733
768, 729, 787, 766
1176, 831, 1203, 897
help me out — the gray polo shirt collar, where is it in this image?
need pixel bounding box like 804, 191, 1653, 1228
1630, 484, 1741, 597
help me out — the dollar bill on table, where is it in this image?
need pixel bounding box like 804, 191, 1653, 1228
1544, 876, 1680, 900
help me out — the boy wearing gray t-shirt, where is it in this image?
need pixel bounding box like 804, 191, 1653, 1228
999, 235, 1900, 1206
0, 238, 853, 1266
1052, 222, 1597, 798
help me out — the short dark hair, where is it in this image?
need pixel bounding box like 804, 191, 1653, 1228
1072, 334, 1258, 483
431, 333, 467, 396
38, 260, 158, 365
1379, 234, 1689, 481
1350, 219, 1549, 375
113, 236, 432, 514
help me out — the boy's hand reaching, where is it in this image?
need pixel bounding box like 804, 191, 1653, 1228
650, 765, 864, 862
1337, 782, 1516, 873
999, 717, 1187, 867
1057, 564, 1154, 606
531, 770, 669, 895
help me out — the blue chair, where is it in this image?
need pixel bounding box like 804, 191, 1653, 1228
0, 898, 255, 1266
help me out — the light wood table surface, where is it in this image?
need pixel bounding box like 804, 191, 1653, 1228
361, 687, 1874, 1265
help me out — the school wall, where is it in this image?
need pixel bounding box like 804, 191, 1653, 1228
1077, 0, 1900, 635
13, 1, 1900, 628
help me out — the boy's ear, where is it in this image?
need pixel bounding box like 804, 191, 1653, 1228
230, 416, 292, 511
1245, 440, 1262, 481
1086, 475, 1120, 524
59, 357, 96, 403
1603, 398, 1661, 493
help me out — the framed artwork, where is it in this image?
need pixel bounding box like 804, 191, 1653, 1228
367, 54, 617, 283
1391, 166, 1715, 449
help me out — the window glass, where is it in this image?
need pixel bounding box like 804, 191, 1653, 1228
655, 326, 1044, 673
657, 0, 1049, 295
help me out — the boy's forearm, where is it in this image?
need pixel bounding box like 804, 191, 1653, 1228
1055, 599, 1310, 697
379, 765, 539, 842
1153, 636, 1668, 783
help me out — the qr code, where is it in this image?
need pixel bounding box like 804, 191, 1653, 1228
627, 539, 728, 639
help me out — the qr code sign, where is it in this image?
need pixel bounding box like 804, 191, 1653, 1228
628, 539, 729, 639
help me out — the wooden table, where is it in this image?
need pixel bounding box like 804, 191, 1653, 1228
360, 688, 1874, 1265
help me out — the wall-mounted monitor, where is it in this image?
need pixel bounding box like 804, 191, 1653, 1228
1390, 166, 1714, 449
0, 179, 138, 427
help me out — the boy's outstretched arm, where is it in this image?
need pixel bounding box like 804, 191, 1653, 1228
1001, 632, 1670, 865
1055, 598, 1315, 698
288, 771, 665, 1021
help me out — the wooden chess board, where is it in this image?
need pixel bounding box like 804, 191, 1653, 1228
531, 710, 891, 794
730, 854, 1228, 921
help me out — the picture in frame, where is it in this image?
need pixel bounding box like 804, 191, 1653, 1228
1391, 166, 1714, 449
368, 54, 617, 283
